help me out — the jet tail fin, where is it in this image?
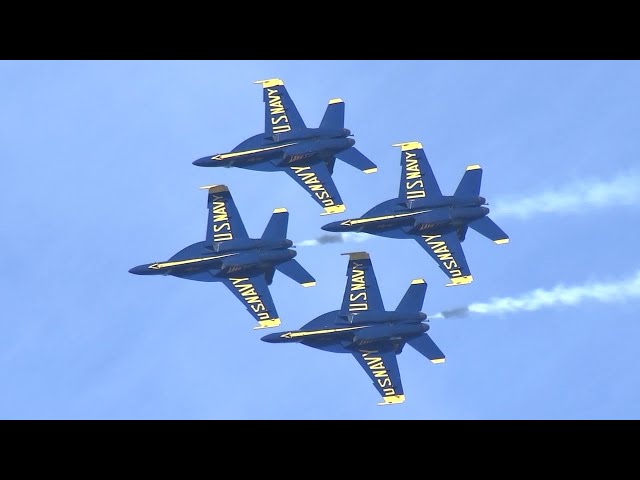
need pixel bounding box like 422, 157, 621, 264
468, 216, 509, 244
275, 259, 316, 287
321, 98, 377, 174
408, 334, 445, 364
395, 279, 427, 313
454, 164, 483, 197
320, 98, 345, 130
261, 208, 289, 242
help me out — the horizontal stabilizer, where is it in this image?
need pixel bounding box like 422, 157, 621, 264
454, 165, 483, 197
261, 208, 289, 241
396, 279, 427, 313
408, 334, 445, 364
275, 259, 316, 287
320, 98, 345, 130
336, 147, 377, 174
468, 216, 509, 244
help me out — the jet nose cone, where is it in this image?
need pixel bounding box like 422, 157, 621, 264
321, 221, 340, 232
193, 156, 213, 167
128, 265, 148, 275
261, 332, 282, 343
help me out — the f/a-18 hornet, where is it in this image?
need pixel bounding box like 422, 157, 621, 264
129, 185, 316, 329
262, 251, 444, 405
322, 142, 509, 286
193, 78, 377, 216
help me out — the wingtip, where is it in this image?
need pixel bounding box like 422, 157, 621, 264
273, 207, 288, 214
254, 78, 284, 88
377, 395, 406, 406
253, 318, 281, 329
446, 275, 473, 287
466, 164, 482, 171
328, 97, 344, 105
362, 167, 378, 174
411, 278, 426, 285
320, 204, 346, 216
199, 184, 228, 193
431, 358, 446, 364
341, 251, 369, 261
494, 238, 509, 244
301, 281, 316, 288
392, 141, 423, 151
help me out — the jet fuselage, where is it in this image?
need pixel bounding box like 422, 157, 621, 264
128, 240, 296, 280
261, 309, 429, 353
193, 129, 354, 171
322, 197, 489, 238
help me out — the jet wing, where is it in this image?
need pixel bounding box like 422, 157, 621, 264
283, 161, 346, 215
255, 78, 306, 139
201, 185, 249, 250
352, 348, 405, 405
413, 230, 473, 286
220, 273, 281, 329
393, 142, 443, 207
339, 251, 384, 318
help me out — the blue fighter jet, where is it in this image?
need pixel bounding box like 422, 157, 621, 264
129, 185, 316, 329
322, 142, 509, 286
193, 78, 377, 216
262, 251, 444, 405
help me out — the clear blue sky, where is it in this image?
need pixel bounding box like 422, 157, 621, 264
2, 60, 639, 419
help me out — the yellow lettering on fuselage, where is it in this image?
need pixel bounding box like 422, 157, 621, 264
290, 166, 336, 207
211, 196, 233, 243
267, 88, 292, 134
418, 223, 437, 230
229, 277, 270, 320
349, 261, 368, 312
404, 151, 426, 199
421, 234, 462, 277
361, 350, 396, 396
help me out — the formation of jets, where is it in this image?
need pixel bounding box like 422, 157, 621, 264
131, 78, 509, 405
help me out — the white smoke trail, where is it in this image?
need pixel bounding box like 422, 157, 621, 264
431, 270, 640, 319
341, 232, 370, 243
296, 232, 370, 247
492, 172, 640, 219
296, 239, 321, 247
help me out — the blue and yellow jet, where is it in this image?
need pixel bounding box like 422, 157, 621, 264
192, 78, 377, 216
322, 141, 509, 286
262, 251, 444, 405
129, 185, 316, 329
